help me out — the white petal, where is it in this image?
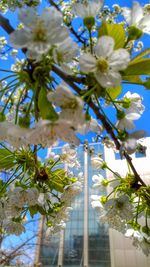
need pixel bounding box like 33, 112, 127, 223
129, 130, 146, 140
91, 195, 100, 201
116, 118, 135, 130
91, 201, 102, 209
125, 112, 141, 120
95, 36, 114, 58
95, 71, 121, 88
140, 15, 150, 33
125, 229, 134, 237
109, 49, 130, 71
122, 7, 132, 25
18, 7, 38, 27
92, 174, 103, 183
42, 7, 63, 26
10, 29, 31, 48
131, 2, 143, 25
79, 53, 96, 73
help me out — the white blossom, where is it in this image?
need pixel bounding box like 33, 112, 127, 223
123, 91, 145, 116
53, 37, 78, 64
73, 0, 103, 18
80, 36, 130, 88
26, 188, 39, 206
125, 229, 150, 256
47, 83, 85, 128
26, 119, 80, 147
91, 195, 103, 209
104, 196, 133, 221
92, 174, 108, 192
78, 118, 103, 135
60, 144, 80, 168
121, 130, 146, 154
10, 7, 69, 57
116, 113, 141, 130
4, 221, 25, 235
91, 155, 104, 169
122, 2, 150, 34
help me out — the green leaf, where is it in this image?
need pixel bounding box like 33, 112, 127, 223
29, 206, 38, 218
143, 78, 150, 89
123, 58, 150, 75
98, 22, 126, 49
37, 205, 46, 215
106, 85, 122, 100
131, 48, 150, 62
38, 88, 58, 121
122, 75, 143, 84
51, 180, 64, 193
0, 148, 15, 170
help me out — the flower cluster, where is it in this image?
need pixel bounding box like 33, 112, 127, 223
91, 157, 150, 255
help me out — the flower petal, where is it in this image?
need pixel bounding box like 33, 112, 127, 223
42, 7, 63, 26
18, 7, 38, 28
79, 53, 96, 73
10, 29, 31, 48
122, 7, 132, 25
131, 2, 143, 25
95, 36, 114, 58
95, 70, 121, 88
109, 49, 130, 71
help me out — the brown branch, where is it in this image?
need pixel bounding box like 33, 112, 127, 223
0, 14, 14, 34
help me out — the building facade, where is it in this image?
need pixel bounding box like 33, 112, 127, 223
35, 139, 150, 267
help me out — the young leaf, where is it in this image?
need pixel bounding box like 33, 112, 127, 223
0, 148, 15, 170
123, 58, 150, 75
122, 75, 143, 85
98, 22, 126, 49
106, 85, 122, 100
131, 48, 150, 62
38, 88, 58, 121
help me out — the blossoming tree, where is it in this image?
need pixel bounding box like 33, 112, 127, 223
0, 0, 150, 256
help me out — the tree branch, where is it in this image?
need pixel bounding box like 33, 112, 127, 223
0, 14, 14, 34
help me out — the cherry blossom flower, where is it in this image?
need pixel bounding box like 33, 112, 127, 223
122, 2, 150, 34
92, 174, 108, 191
125, 229, 150, 256
73, 0, 103, 18
10, 7, 69, 56
116, 91, 145, 130
123, 91, 145, 116
79, 36, 130, 88
4, 221, 25, 235
121, 130, 146, 154
116, 112, 141, 130
47, 83, 85, 129
78, 118, 103, 135
60, 144, 80, 168
91, 195, 103, 209
91, 155, 104, 169
53, 37, 78, 64
26, 119, 80, 147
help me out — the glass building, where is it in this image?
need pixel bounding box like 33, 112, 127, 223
35, 140, 150, 267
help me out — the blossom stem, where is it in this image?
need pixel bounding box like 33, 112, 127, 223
89, 29, 93, 54
105, 165, 122, 178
